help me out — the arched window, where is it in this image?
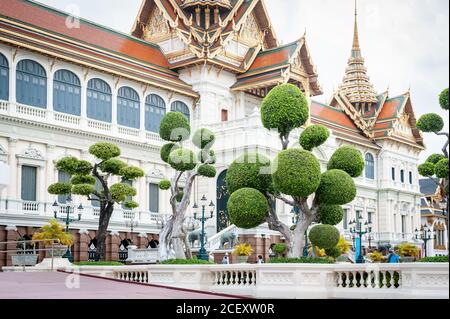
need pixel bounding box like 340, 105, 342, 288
117, 87, 140, 129
365, 153, 375, 179
145, 94, 166, 133
0, 53, 9, 101
53, 70, 81, 116
87, 78, 112, 123
16, 59, 47, 108
171, 101, 190, 122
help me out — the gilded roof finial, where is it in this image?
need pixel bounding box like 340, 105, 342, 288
352, 0, 360, 54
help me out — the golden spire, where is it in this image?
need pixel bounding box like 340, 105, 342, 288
352, 0, 360, 55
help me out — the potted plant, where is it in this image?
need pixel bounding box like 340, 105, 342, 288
273, 243, 288, 258
32, 219, 73, 258
233, 244, 253, 264
11, 237, 38, 267
396, 243, 420, 263
368, 251, 386, 263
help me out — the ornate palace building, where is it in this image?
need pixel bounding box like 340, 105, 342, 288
0, 0, 434, 265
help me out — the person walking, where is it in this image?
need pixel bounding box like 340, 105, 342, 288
257, 255, 265, 264
387, 249, 400, 263
222, 253, 230, 264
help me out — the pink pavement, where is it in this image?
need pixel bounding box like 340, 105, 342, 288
0, 272, 237, 299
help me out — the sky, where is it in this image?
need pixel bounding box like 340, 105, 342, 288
38, 0, 450, 162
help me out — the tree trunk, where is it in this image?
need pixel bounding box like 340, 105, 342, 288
289, 215, 314, 258
96, 203, 114, 261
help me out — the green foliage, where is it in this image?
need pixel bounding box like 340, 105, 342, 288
435, 158, 449, 178
327, 146, 364, 178
418, 256, 449, 263
77, 160, 94, 175
325, 247, 342, 259
89, 143, 121, 161
74, 261, 124, 266
110, 183, 136, 202
159, 112, 190, 142
56, 157, 81, 175
72, 184, 95, 196
426, 154, 446, 165
227, 188, 269, 229
120, 166, 145, 180
159, 180, 171, 190
198, 149, 216, 164
439, 88, 449, 110
416, 113, 444, 133
318, 205, 344, 226
161, 259, 214, 265
48, 183, 72, 195
308, 224, 340, 250
160, 143, 180, 164
176, 192, 184, 202
272, 149, 321, 198
123, 200, 139, 209
168, 149, 197, 172
261, 84, 309, 136
269, 257, 334, 264
32, 219, 73, 246
315, 169, 357, 205
299, 125, 330, 151
70, 175, 96, 186
197, 164, 216, 178
226, 153, 272, 195
273, 243, 288, 256
193, 128, 215, 150
99, 159, 127, 175
418, 162, 436, 177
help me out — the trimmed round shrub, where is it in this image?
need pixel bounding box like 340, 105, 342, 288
119, 166, 145, 180
99, 159, 127, 175
325, 247, 342, 259
318, 205, 344, 226
300, 125, 330, 151
226, 153, 272, 194
418, 162, 436, 177
308, 224, 340, 250
72, 184, 95, 196
328, 146, 364, 178
227, 188, 269, 229
272, 149, 321, 197
316, 170, 357, 205
416, 113, 444, 133
439, 88, 449, 110
48, 183, 72, 195
426, 153, 446, 165
70, 175, 96, 185
273, 243, 288, 256
198, 164, 216, 178
168, 149, 197, 172
261, 84, 309, 135
123, 200, 139, 209
89, 143, 121, 160
198, 149, 216, 164
435, 158, 449, 178
110, 183, 136, 202
76, 160, 94, 175
193, 128, 215, 150
56, 156, 80, 175
159, 180, 171, 190
159, 112, 190, 142
161, 143, 180, 164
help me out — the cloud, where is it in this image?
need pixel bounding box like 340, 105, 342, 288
39, 0, 449, 161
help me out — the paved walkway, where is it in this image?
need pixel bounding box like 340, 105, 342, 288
0, 272, 236, 299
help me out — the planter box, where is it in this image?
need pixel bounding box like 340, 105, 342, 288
45, 245, 68, 258
236, 256, 249, 264
11, 254, 38, 266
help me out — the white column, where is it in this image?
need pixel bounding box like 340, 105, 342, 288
45, 144, 56, 204
80, 76, 88, 129
7, 138, 18, 200
9, 50, 16, 104
111, 87, 118, 133
47, 70, 53, 112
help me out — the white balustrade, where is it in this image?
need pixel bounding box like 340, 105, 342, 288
22, 201, 40, 212
87, 119, 111, 131
15, 103, 46, 118
118, 126, 140, 137
0, 100, 8, 112
54, 112, 80, 125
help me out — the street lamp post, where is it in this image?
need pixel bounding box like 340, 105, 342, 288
125, 218, 138, 233
349, 215, 372, 264
415, 225, 435, 258
52, 196, 83, 262
193, 195, 215, 261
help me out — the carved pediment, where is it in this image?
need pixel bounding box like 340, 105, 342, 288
17, 146, 44, 160
238, 13, 263, 47
147, 168, 165, 180
144, 7, 171, 42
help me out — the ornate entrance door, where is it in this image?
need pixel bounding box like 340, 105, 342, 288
216, 170, 231, 233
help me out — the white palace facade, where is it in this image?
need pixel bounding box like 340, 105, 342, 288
0, 0, 440, 264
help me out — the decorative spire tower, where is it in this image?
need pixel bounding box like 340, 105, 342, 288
338, 0, 378, 112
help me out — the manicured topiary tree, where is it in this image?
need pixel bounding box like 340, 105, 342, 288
47, 142, 144, 260
158, 113, 216, 260
226, 83, 362, 258
417, 88, 449, 251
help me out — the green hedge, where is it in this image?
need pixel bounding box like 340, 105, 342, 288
418, 256, 449, 263
161, 259, 214, 265
74, 261, 124, 266
269, 257, 334, 264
